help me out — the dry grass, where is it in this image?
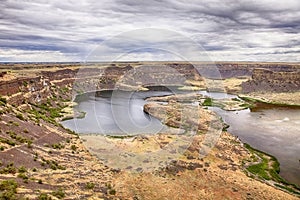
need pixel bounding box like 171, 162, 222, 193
242, 91, 300, 105
113, 133, 298, 200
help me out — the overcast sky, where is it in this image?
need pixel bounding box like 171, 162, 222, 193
1, 0, 300, 62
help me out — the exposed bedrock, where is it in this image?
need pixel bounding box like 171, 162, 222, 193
214, 62, 300, 78
1, 62, 300, 105
143, 102, 224, 132
242, 68, 300, 93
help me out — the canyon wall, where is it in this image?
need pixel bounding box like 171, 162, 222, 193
242, 68, 300, 93
1, 62, 299, 105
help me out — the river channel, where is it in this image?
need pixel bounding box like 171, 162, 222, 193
61, 89, 300, 186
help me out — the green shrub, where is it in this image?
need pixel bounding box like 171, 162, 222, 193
86, 182, 95, 189
202, 98, 213, 106
18, 166, 27, 173
50, 164, 57, 170
274, 184, 300, 195
52, 143, 64, 149
38, 193, 51, 200
0, 179, 18, 200
0, 179, 17, 191
0, 96, 7, 106
16, 113, 25, 121
16, 135, 26, 143
246, 158, 270, 180
57, 165, 66, 170
71, 145, 77, 151
0, 163, 17, 174
7, 140, 15, 146
27, 140, 33, 148
7, 131, 16, 139
52, 188, 65, 199
17, 173, 28, 183
109, 189, 116, 195
0, 137, 15, 146
232, 97, 241, 102
13, 122, 19, 126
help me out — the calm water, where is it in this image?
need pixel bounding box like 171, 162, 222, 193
198, 90, 237, 99
62, 90, 300, 186
61, 90, 173, 135
210, 106, 300, 186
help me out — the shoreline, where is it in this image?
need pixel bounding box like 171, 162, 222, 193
78, 129, 300, 196
242, 143, 300, 196
64, 89, 300, 196
238, 93, 300, 107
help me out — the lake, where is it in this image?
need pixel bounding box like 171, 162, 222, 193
61, 89, 300, 186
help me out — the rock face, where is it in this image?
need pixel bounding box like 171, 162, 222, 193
214, 62, 300, 78
242, 68, 300, 93
0, 64, 204, 105
0, 69, 76, 96
1, 62, 300, 105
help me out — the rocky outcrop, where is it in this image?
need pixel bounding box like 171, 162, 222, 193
0, 77, 35, 96
242, 68, 300, 93
144, 101, 224, 132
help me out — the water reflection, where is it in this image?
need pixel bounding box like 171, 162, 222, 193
62, 89, 300, 186
210, 106, 300, 186
61, 90, 173, 135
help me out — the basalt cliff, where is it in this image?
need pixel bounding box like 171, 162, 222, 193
242, 68, 300, 93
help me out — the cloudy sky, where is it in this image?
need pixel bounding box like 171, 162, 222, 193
1, 0, 300, 62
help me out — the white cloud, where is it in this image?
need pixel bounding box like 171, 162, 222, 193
0, 0, 300, 62
0, 48, 78, 62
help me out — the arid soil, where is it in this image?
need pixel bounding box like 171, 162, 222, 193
112, 132, 298, 200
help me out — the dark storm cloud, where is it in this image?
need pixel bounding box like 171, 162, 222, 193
0, 0, 300, 61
